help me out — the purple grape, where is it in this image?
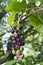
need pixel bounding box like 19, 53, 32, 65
19, 35, 23, 39
13, 44, 20, 51
16, 30, 18, 33
15, 54, 20, 59
16, 42, 21, 46
16, 38, 19, 42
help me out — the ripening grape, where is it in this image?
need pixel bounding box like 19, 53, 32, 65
16, 42, 21, 46
13, 44, 20, 51
15, 54, 20, 59
19, 34, 24, 39
11, 25, 24, 52
16, 38, 19, 42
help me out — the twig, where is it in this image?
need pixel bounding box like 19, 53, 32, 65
19, 7, 43, 22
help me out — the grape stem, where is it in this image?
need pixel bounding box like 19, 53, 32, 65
19, 7, 43, 22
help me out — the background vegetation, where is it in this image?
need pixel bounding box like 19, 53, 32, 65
0, 0, 43, 65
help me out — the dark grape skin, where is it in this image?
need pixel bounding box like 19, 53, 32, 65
16, 37, 19, 42
16, 42, 21, 46
13, 40, 24, 51
13, 43, 20, 51
11, 26, 24, 51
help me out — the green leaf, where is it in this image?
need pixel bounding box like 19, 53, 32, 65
4, 60, 14, 65
11, 23, 20, 27
0, 55, 7, 64
5, 0, 26, 12
28, 0, 43, 3
7, 14, 14, 25
28, 0, 35, 3
7, 0, 14, 4
30, 13, 43, 33
4, 60, 17, 65
40, 62, 43, 65
7, 11, 18, 27
4, 59, 24, 65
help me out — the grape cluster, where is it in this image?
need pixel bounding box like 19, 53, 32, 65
11, 26, 24, 51
13, 34, 24, 51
